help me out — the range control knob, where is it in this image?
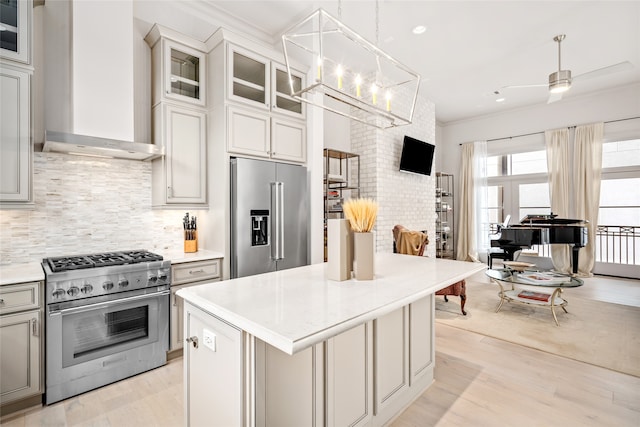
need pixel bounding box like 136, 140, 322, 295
158, 271, 168, 282
118, 279, 129, 288
52, 288, 66, 299
67, 286, 80, 297
103, 281, 114, 291
81, 284, 93, 295
148, 275, 158, 285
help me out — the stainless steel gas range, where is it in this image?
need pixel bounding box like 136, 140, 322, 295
42, 250, 170, 404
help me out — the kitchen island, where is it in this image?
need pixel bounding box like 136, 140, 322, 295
178, 253, 485, 426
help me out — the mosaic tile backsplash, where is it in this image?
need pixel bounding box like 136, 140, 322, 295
0, 152, 193, 265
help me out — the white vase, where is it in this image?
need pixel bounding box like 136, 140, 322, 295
353, 232, 374, 280
327, 219, 351, 281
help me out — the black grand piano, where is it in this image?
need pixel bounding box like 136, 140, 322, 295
491, 213, 588, 274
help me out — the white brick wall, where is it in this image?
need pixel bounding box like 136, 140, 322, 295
0, 152, 197, 264
351, 98, 437, 257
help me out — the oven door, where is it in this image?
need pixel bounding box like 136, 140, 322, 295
46, 287, 170, 404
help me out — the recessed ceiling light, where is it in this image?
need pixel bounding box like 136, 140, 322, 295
496, 98, 505, 103
412, 25, 427, 35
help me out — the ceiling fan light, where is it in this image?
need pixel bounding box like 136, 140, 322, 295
549, 70, 572, 93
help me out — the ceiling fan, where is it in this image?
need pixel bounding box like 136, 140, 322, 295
501, 34, 633, 104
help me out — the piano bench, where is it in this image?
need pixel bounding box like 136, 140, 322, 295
488, 249, 511, 269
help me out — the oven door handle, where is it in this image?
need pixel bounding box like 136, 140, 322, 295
49, 290, 171, 316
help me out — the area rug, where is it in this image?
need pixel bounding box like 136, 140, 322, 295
435, 280, 640, 377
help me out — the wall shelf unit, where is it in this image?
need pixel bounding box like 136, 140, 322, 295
436, 172, 455, 259
323, 149, 360, 261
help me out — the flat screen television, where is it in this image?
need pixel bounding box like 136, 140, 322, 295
399, 135, 435, 176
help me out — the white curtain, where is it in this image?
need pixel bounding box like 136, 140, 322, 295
574, 122, 604, 276
456, 141, 488, 262
545, 128, 571, 272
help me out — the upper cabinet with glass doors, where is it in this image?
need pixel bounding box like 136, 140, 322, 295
146, 25, 206, 107
272, 64, 304, 118
0, 0, 32, 65
227, 44, 305, 119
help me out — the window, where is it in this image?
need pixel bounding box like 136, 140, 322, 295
487, 149, 549, 225
599, 177, 640, 225
487, 150, 547, 177
518, 182, 550, 220
487, 185, 503, 226
602, 139, 640, 169
511, 150, 547, 175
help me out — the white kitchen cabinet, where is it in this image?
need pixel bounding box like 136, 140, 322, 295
271, 63, 305, 119
271, 117, 306, 163
0, 0, 32, 65
374, 306, 409, 414
170, 259, 221, 353
326, 322, 373, 427
152, 103, 207, 207
227, 44, 270, 111
227, 106, 306, 163
0, 64, 31, 204
183, 301, 243, 427
0, 281, 43, 406
409, 295, 434, 384
227, 105, 270, 158
146, 24, 206, 107
255, 340, 318, 427
227, 43, 306, 120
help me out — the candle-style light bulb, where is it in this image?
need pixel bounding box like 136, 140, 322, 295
385, 91, 392, 111
371, 84, 379, 105
317, 56, 323, 81
355, 75, 362, 97
336, 65, 343, 90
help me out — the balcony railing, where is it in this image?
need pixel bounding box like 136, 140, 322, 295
489, 223, 639, 265
595, 225, 639, 265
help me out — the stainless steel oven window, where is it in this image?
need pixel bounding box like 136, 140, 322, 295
60, 296, 161, 368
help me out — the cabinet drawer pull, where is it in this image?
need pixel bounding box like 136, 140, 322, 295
189, 269, 205, 275
186, 336, 198, 348
32, 318, 39, 337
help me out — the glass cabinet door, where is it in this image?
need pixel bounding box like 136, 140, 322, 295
163, 40, 205, 106
0, 0, 31, 64
272, 65, 305, 118
228, 45, 270, 110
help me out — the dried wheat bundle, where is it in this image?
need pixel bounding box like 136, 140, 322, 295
343, 198, 379, 232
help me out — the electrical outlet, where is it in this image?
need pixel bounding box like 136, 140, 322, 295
202, 329, 216, 351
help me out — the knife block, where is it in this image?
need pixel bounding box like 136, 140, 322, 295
184, 232, 198, 253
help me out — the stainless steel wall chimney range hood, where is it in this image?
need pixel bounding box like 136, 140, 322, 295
43, 131, 164, 161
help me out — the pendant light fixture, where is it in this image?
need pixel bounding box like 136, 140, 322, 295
282, 2, 421, 129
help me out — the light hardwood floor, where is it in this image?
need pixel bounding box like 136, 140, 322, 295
2, 275, 639, 426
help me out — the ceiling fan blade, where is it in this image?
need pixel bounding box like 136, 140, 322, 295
502, 83, 547, 90
547, 92, 563, 104
573, 61, 634, 82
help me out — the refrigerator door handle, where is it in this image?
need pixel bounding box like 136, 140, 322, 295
271, 181, 285, 261
270, 182, 278, 261
277, 182, 285, 260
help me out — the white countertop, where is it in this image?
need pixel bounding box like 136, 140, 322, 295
178, 253, 486, 355
0, 262, 45, 286
161, 249, 224, 264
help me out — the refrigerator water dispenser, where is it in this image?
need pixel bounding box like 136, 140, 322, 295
251, 210, 269, 246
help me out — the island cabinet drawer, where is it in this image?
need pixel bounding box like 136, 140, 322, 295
0, 282, 41, 315
172, 259, 221, 285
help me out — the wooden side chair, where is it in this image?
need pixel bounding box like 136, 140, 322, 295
393, 225, 467, 315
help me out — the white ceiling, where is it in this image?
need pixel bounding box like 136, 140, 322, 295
163, 0, 640, 124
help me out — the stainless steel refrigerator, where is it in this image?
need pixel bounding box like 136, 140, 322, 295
230, 157, 309, 278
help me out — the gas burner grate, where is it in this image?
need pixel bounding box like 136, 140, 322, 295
87, 252, 131, 267
46, 256, 94, 272
121, 250, 163, 263
44, 250, 164, 273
